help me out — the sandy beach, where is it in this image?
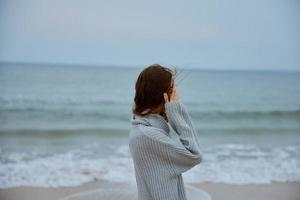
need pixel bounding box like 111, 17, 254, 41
1, 180, 299, 200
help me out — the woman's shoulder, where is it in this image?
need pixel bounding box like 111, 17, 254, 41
130, 124, 171, 147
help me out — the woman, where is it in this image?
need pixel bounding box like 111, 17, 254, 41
129, 64, 203, 200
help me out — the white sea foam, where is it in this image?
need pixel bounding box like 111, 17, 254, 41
0, 144, 300, 188
184, 144, 300, 184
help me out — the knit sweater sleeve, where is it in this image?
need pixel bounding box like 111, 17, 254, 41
142, 101, 202, 174
165, 101, 202, 155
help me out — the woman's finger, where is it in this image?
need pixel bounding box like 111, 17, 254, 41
171, 86, 180, 101
171, 87, 176, 99
163, 93, 169, 103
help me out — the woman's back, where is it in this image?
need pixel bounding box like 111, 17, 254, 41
129, 101, 203, 200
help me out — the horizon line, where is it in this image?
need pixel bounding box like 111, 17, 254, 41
0, 60, 299, 72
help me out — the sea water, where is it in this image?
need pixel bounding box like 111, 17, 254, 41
0, 62, 299, 188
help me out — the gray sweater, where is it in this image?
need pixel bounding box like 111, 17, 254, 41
129, 101, 203, 200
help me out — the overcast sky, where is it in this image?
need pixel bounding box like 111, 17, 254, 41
0, 0, 299, 70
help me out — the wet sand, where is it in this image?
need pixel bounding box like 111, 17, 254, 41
190, 182, 300, 200
0, 180, 299, 200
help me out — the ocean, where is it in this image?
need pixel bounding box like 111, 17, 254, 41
0, 62, 300, 188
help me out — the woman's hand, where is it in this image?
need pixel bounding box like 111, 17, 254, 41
162, 85, 180, 121
164, 85, 180, 103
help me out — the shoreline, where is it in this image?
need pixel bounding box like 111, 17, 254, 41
1, 181, 299, 200
190, 181, 300, 200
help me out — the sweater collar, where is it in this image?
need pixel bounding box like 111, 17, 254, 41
131, 113, 170, 135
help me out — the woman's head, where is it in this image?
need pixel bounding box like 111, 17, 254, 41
133, 64, 175, 116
